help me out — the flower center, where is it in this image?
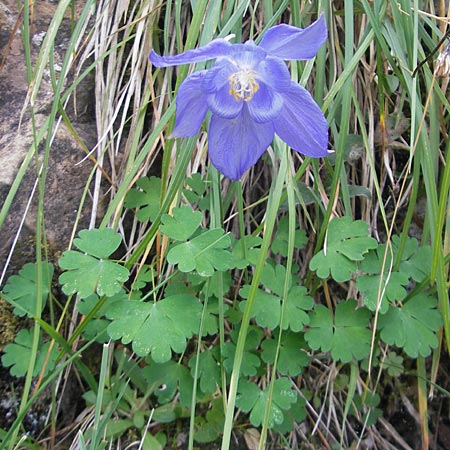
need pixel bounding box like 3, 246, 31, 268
228, 69, 259, 102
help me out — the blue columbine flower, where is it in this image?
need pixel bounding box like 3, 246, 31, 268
150, 16, 329, 180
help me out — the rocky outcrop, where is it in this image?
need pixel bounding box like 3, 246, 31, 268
0, 0, 99, 282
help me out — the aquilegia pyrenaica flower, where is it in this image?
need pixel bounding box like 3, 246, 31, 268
150, 16, 329, 180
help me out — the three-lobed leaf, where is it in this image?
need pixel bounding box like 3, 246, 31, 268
240, 265, 313, 331
377, 294, 442, 357
261, 332, 309, 376
167, 228, 231, 277
124, 176, 162, 222
188, 346, 221, 394
2, 262, 54, 317
142, 360, 193, 407
160, 206, 202, 241
2, 329, 58, 377
59, 228, 129, 298
272, 216, 307, 257
305, 300, 372, 362
236, 378, 298, 428
310, 216, 378, 282
106, 294, 202, 362
282, 286, 314, 331
356, 243, 409, 313
59, 252, 129, 298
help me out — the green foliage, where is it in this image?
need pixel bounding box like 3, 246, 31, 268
142, 432, 167, 450
194, 398, 225, 443
350, 392, 382, 426
377, 294, 442, 357
381, 352, 404, 377
395, 237, 432, 282
2, 262, 54, 317
77, 293, 126, 342
231, 235, 262, 268
142, 360, 193, 407
167, 228, 232, 277
160, 206, 202, 241
73, 228, 123, 258
239, 264, 313, 331
183, 173, 209, 209
281, 286, 314, 331
59, 228, 129, 298
130, 265, 155, 293
239, 285, 280, 330
189, 346, 221, 394
198, 298, 226, 336
2, 329, 58, 377
272, 216, 307, 256
160, 206, 232, 276
356, 243, 409, 313
305, 300, 372, 362
106, 294, 202, 362
223, 327, 262, 376
124, 176, 162, 222
236, 378, 298, 428
310, 216, 378, 282
261, 332, 309, 376
272, 395, 307, 434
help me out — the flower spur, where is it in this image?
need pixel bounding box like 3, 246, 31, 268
150, 16, 329, 181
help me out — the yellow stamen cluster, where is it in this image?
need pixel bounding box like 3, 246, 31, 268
228, 69, 259, 101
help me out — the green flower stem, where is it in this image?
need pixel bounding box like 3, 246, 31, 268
236, 181, 248, 267
221, 149, 288, 450
210, 168, 228, 411
417, 356, 429, 449
341, 362, 358, 447
189, 288, 209, 450
259, 143, 295, 449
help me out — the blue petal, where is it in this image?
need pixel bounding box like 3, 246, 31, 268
150, 39, 233, 67
273, 82, 328, 157
208, 85, 243, 119
258, 15, 327, 60
201, 60, 234, 94
247, 83, 283, 123
172, 72, 209, 137
256, 56, 291, 91
201, 61, 243, 119
209, 105, 274, 180
231, 43, 266, 67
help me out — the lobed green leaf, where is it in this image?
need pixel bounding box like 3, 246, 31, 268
261, 332, 309, 376
305, 300, 372, 362
142, 360, 193, 407
2, 329, 58, 377
2, 262, 54, 317
310, 216, 378, 282
236, 378, 297, 428
160, 205, 202, 241
124, 176, 162, 222
106, 294, 202, 362
377, 294, 442, 357
167, 228, 232, 277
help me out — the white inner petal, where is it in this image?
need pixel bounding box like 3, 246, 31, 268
228, 69, 259, 102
